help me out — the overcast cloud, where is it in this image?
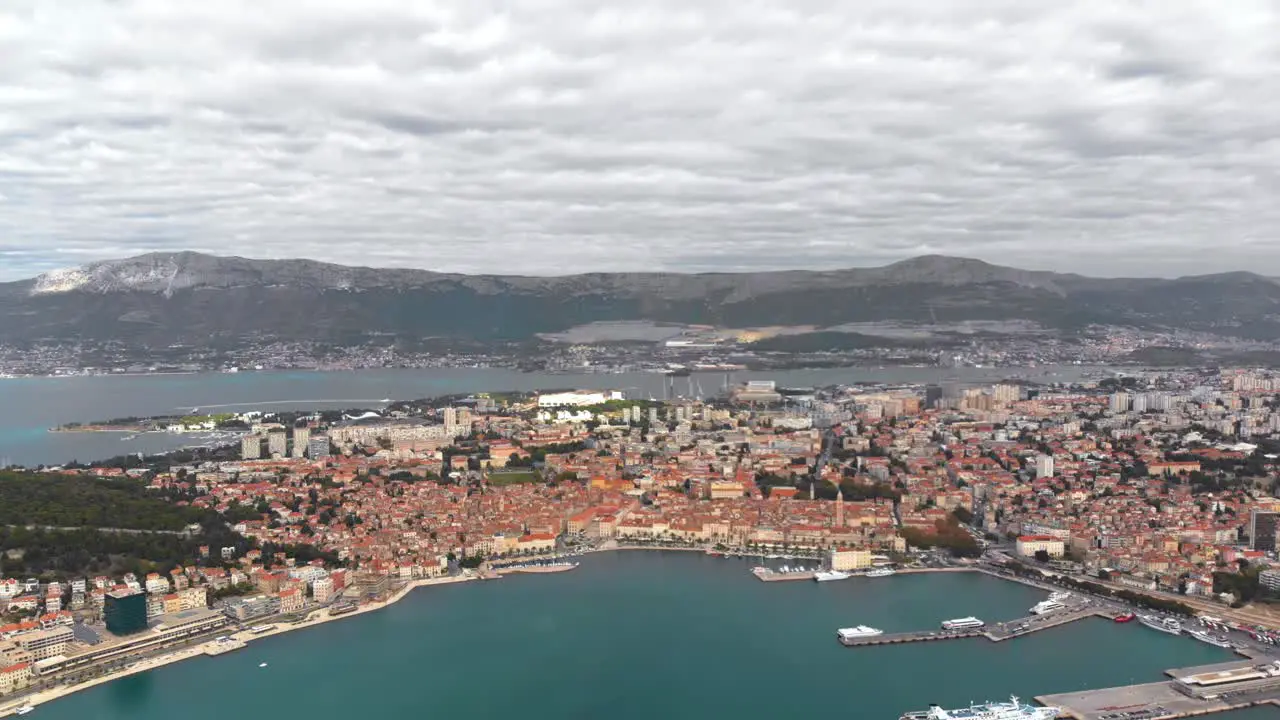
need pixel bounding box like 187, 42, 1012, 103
1, 0, 1278, 280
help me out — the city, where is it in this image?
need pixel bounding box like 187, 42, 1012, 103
9, 370, 1280, 715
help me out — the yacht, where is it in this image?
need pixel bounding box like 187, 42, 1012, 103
837, 626, 884, 645
900, 696, 1062, 720
14, 707, 34, 716
814, 570, 852, 582
1029, 600, 1065, 615
941, 617, 985, 630
866, 568, 897, 578
1138, 615, 1182, 635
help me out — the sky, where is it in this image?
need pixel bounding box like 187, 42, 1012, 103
1, 0, 1279, 281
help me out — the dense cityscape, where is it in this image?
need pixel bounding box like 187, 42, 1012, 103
10, 369, 1280, 713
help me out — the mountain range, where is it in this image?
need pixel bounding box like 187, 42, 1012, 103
1, 252, 1278, 348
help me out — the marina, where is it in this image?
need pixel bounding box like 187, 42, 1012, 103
838, 605, 1120, 647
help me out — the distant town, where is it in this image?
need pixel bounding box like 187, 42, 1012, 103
10, 368, 1280, 707
2, 322, 1279, 377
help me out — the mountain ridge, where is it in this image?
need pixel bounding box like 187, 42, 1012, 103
2, 252, 1278, 347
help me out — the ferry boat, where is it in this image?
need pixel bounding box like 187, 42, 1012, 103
866, 568, 897, 578
1138, 614, 1182, 635
1029, 600, 1065, 615
941, 616, 985, 630
837, 625, 884, 644
814, 570, 852, 582
1187, 629, 1233, 648
1114, 612, 1136, 623
900, 696, 1062, 720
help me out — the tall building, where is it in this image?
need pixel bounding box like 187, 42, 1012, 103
1109, 393, 1131, 413
240, 434, 261, 460
308, 435, 331, 459
443, 407, 458, 432
992, 384, 1021, 404
104, 589, 148, 636
1035, 455, 1055, 479
648, 407, 658, 424
1251, 510, 1280, 552
267, 431, 287, 458
292, 427, 310, 459
924, 385, 943, 409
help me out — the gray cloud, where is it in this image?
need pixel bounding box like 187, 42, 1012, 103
1, 0, 1279, 280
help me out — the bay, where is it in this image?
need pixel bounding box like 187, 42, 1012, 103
0, 365, 1107, 467
26, 552, 1265, 720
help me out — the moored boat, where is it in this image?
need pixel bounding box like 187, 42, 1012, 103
837, 625, 884, 644
941, 616, 985, 630
1114, 612, 1136, 623
899, 695, 1061, 720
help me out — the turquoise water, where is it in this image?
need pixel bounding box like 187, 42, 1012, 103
28, 552, 1262, 720
0, 366, 1107, 466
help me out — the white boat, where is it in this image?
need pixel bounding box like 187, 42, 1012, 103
900, 696, 1062, 720
258, 662, 268, 668
941, 617, 985, 630
837, 625, 884, 644
14, 707, 34, 716
1029, 600, 1065, 615
1187, 629, 1233, 648
866, 568, 897, 578
1138, 614, 1182, 635
815, 570, 852, 582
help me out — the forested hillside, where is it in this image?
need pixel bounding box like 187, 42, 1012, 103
0, 471, 207, 530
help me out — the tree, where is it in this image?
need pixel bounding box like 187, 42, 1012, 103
1033, 550, 1051, 563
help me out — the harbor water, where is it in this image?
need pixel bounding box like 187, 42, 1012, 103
25, 551, 1273, 720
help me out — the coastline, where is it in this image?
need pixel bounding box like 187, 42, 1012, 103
0, 551, 1232, 718
0, 575, 475, 717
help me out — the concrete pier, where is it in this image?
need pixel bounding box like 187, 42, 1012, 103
751, 567, 817, 582
841, 606, 1108, 648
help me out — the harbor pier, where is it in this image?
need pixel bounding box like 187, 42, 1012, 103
841, 606, 1109, 648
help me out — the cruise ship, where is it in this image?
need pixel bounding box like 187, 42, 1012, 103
1138, 615, 1182, 635
866, 568, 897, 578
837, 625, 884, 644
941, 616, 985, 630
814, 570, 852, 582
1029, 600, 1065, 615
900, 696, 1062, 720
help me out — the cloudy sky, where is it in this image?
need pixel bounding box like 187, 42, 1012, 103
1, 1, 1278, 281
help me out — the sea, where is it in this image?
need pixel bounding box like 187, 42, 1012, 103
0, 365, 1110, 467
24, 552, 1280, 720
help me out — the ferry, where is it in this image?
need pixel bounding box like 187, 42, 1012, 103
815, 570, 852, 582
941, 616, 985, 631
837, 625, 884, 644
1187, 629, 1233, 648
1114, 612, 1136, 623
1029, 600, 1065, 615
900, 696, 1062, 720
1138, 615, 1182, 635
866, 568, 897, 578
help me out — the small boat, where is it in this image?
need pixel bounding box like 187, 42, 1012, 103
14, 707, 35, 716
1114, 612, 1136, 623
258, 662, 268, 668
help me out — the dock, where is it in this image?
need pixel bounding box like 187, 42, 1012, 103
1037, 655, 1280, 719
203, 639, 245, 656
841, 606, 1110, 648
751, 567, 817, 582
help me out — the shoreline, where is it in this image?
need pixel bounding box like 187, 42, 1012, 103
0, 575, 475, 717
0, 551, 1227, 717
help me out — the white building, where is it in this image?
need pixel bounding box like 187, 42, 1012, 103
536, 391, 622, 408
1035, 455, 1055, 479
